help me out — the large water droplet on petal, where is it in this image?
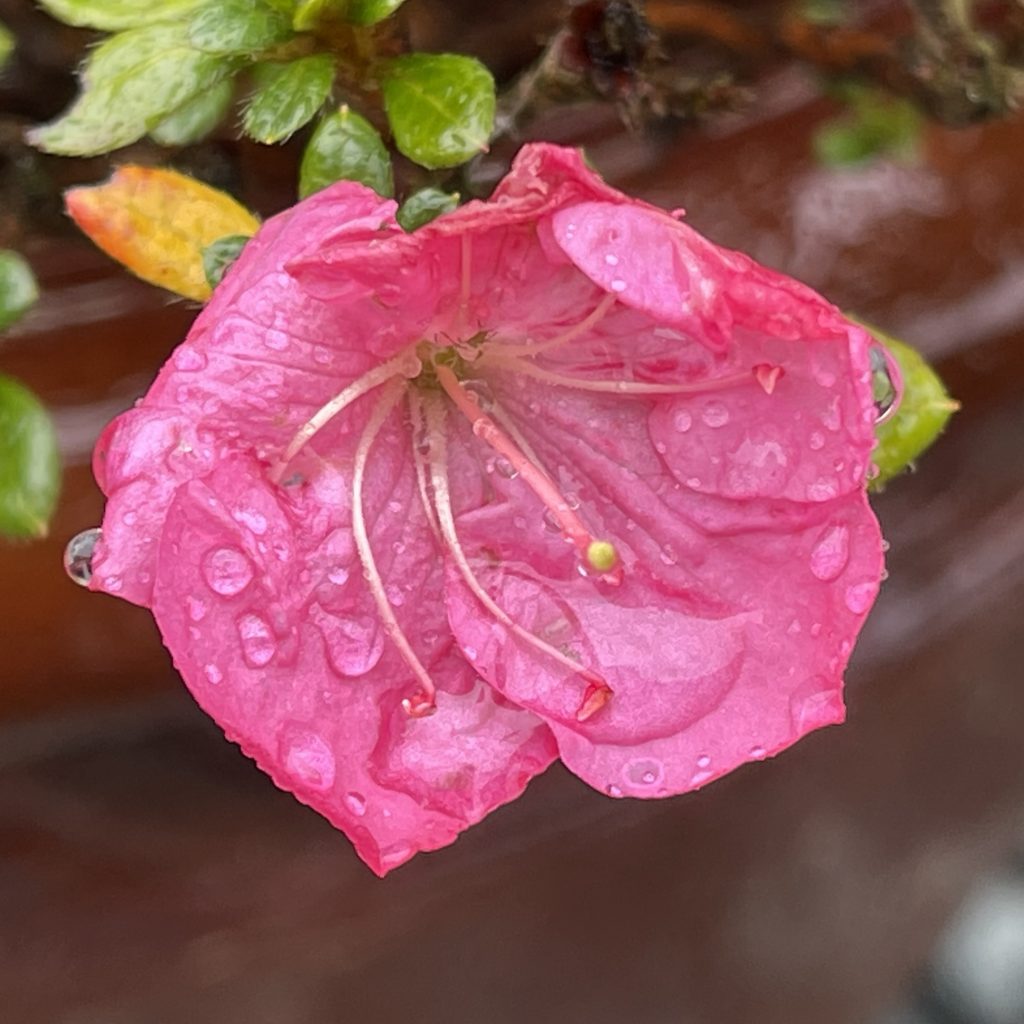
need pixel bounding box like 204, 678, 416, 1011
64, 528, 102, 587
809, 524, 851, 581
844, 580, 878, 614
701, 401, 730, 428
624, 758, 664, 788
203, 546, 254, 597
284, 732, 335, 791
344, 791, 367, 816
237, 613, 276, 667
870, 344, 899, 422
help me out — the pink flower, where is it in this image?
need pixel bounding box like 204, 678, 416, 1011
87, 144, 884, 875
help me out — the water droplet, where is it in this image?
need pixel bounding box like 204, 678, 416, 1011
173, 347, 206, 372
186, 595, 208, 622
697, 754, 711, 769
64, 528, 102, 586
203, 546, 253, 597
749, 745, 767, 760
624, 758, 664, 787
809, 622, 823, 637
104, 574, 123, 593
463, 645, 478, 661
462, 379, 494, 411
659, 544, 678, 566
542, 508, 562, 533
701, 402, 730, 428
610, 279, 627, 293
606, 783, 623, 798
232, 508, 268, 536
493, 456, 518, 479
809, 431, 825, 451
806, 478, 839, 501
387, 500, 402, 515
809, 524, 851, 581
844, 580, 878, 614
327, 566, 349, 586
121, 510, 138, 527
604, 253, 620, 266
264, 330, 289, 351
237, 613, 276, 667
870, 344, 899, 422
313, 345, 332, 365
284, 732, 335, 791
386, 584, 405, 607
344, 791, 367, 816
203, 663, 223, 685
673, 410, 693, 433
316, 611, 383, 677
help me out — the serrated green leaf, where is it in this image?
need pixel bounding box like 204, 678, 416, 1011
36, 0, 201, 31
151, 77, 235, 146
299, 105, 392, 199
0, 375, 60, 539
292, 0, 345, 30
0, 251, 39, 331
0, 21, 14, 67
349, 0, 407, 26
243, 54, 335, 144
202, 234, 251, 288
380, 53, 495, 170
861, 324, 958, 489
396, 187, 458, 231
189, 0, 295, 56
28, 23, 238, 157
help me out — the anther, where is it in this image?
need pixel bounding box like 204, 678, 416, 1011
585, 540, 619, 574
754, 364, 784, 395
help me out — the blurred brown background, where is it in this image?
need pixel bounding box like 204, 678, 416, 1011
2, 1, 1023, 1022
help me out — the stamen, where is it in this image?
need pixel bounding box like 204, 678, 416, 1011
480, 355, 754, 397
272, 349, 421, 482
434, 363, 622, 585
352, 381, 438, 717
498, 293, 617, 357
423, 394, 612, 718
406, 389, 441, 540
457, 233, 472, 338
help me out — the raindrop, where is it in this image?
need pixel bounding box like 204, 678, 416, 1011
494, 456, 518, 479
203, 663, 223, 685
808, 431, 825, 451
284, 732, 335, 791
844, 580, 877, 614
809, 524, 851, 582
64, 528, 102, 587
604, 253, 619, 266
749, 745, 767, 760
870, 344, 899, 423
173, 347, 206, 372
344, 791, 367, 816
701, 402, 730, 428
232, 508, 268, 536
542, 508, 562, 533
264, 330, 289, 351
606, 784, 623, 798
327, 566, 350, 586
624, 758, 664, 787
186, 595, 208, 622
237, 613, 277, 667
696, 754, 711, 769
610, 279, 627, 293
203, 546, 254, 597
659, 544, 678, 566
673, 410, 693, 433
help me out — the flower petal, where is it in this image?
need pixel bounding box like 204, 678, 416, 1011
151, 455, 557, 874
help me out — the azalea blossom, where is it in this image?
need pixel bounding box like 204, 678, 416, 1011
83, 144, 885, 875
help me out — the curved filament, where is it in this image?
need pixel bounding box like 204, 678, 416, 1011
352, 381, 438, 717
272, 349, 421, 481
498, 293, 617, 357
424, 394, 612, 716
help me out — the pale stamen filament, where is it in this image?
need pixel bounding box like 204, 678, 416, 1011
406, 389, 441, 541
457, 233, 473, 338
424, 393, 612, 716
353, 381, 438, 717
272, 349, 421, 482
434, 363, 622, 585
498, 293, 617, 357
480, 352, 756, 397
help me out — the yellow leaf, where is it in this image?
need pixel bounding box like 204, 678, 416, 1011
65, 165, 259, 302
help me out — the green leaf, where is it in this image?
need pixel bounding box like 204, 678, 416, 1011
0, 375, 60, 540
243, 54, 335, 144
28, 23, 238, 156
396, 187, 459, 231
189, 0, 294, 57
299, 105, 393, 199
862, 324, 958, 489
292, 0, 344, 30
36, 0, 201, 31
150, 77, 235, 146
815, 86, 923, 167
349, 0, 408, 26
202, 234, 251, 288
380, 53, 495, 170
0, 251, 39, 332
0, 21, 14, 68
